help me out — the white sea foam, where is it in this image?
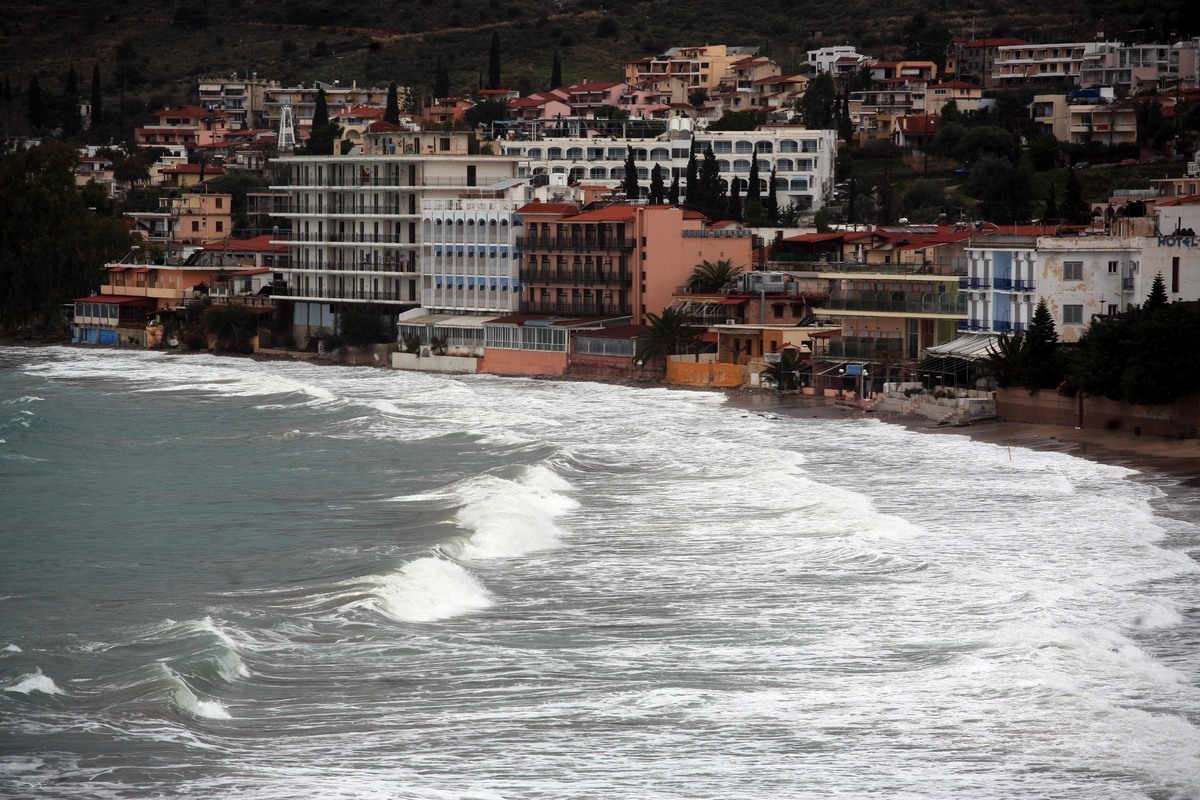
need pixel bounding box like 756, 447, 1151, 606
3, 668, 63, 695
3, 644, 22, 653
445, 464, 578, 560
161, 665, 231, 720
370, 558, 492, 622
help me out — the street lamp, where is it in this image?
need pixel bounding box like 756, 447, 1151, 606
861, 370, 870, 400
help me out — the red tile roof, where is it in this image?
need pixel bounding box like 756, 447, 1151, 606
72, 295, 151, 304
516, 201, 579, 215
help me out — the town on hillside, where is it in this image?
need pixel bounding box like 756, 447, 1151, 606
4, 34, 1200, 436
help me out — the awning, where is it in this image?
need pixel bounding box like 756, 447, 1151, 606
925, 333, 998, 361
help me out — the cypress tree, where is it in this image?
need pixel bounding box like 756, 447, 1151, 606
729, 176, 742, 218
385, 82, 400, 124
747, 145, 761, 206
90, 64, 102, 128
1063, 169, 1089, 224
685, 138, 698, 201
434, 59, 450, 99
312, 87, 329, 129
550, 51, 562, 89
1044, 184, 1059, 223
649, 163, 665, 204
766, 166, 779, 222
27, 76, 45, 129
622, 146, 640, 200
488, 32, 501, 89
668, 174, 680, 205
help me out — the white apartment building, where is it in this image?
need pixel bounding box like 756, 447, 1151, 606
964, 234, 1143, 342
992, 42, 1114, 87
806, 46, 873, 76
419, 191, 524, 316
269, 150, 522, 339
495, 121, 837, 211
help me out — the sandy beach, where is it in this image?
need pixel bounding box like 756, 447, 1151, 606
726, 393, 1200, 489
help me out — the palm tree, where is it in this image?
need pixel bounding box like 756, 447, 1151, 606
688, 258, 744, 293
761, 348, 806, 392
635, 307, 700, 367
113, 156, 151, 188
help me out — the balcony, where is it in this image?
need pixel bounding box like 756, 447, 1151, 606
992, 320, 1027, 333
520, 301, 630, 317
270, 284, 412, 303
992, 277, 1034, 291
813, 336, 905, 360
519, 268, 632, 287
821, 289, 967, 316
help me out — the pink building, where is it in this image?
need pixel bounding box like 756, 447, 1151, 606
136, 105, 232, 149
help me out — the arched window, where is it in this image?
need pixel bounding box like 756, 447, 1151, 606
633, 148, 648, 160
527, 148, 543, 160
757, 141, 774, 153
650, 147, 670, 161
790, 178, 808, 191
566, 147, 584, 160
547, 147, 563, 159
776, 159, 793, 172
735, 140, 754, 153
734, 159, 751, 173
717, 160, 731, 171
780, 139, 799, 153
590, 167, 607, 179
636, 167, 650, 179
775, 176, 789, 190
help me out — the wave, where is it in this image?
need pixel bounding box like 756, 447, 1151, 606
444, 464, 578, 561
159, 664, 231, 720
368, 557, 492, 623
3, 668, 63, 695
3, 644, 22, 653
1, 395, 43, 404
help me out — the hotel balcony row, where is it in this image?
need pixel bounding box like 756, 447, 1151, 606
273, 203, 415, 217
515, 236, 636, 252
959, 319, 1027, 333
520, 300, 631, 317
518, 268, 633, 288
959, 277, 1035, 291
766, 254, 965, 278
819, 290, 966, 316
285, 260, 418, 274
270, 177, 494, 189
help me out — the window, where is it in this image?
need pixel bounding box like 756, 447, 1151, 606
215, 221, 223, 232
191, 221, 200, 232
1063, 304, 1083, 324
1063, 261, 1083, 281
215, 197, 224, 209
1107, 304, 1119, 316
1107, 260, 1118, 273
1173, 256, 1180, 293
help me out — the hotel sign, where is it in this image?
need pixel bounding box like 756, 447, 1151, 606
1157, 235, 1199, 247
682, 229, 753, 238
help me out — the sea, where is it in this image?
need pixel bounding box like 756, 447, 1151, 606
2, 345, 1199, 800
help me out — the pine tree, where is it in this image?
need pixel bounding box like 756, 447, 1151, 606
1020, 298, 1062, 391
649, 163, 665, 204
385, 82, 400, 124
1145, 272, 1169, 313
90, 64, 102, 129
550, 51, 562, 89
488, 32, 501, 89
622, 146, 640, 200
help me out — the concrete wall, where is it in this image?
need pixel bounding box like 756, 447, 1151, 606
997, 388, 1200, 437
667, 360, 744, 388
568, 353, 639, 381
392, 352, 479, 373
478, 348, 569, 377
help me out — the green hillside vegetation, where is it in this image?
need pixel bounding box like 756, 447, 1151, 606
2, 0, 1198, 140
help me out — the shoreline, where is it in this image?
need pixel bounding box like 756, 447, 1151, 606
9, 340, 1200, 488
726, 393, 1200, 489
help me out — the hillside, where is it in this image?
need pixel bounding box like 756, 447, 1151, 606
2, 0, 1197, 122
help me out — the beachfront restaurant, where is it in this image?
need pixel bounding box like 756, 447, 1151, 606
72, 295, 153, 346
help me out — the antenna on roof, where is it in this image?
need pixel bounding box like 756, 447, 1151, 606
278, 105, 296, 152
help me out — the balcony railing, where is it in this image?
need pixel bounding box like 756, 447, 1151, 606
520, 301, 630, 317
813, 337, 905, 359
519, 268, 632, 287
822, 290, 966, 316
768, 255, 964, 277
992, 277, 1034, 291
271, 285, 413, 303
286, 260, 417, 273
515, 236, 636, 251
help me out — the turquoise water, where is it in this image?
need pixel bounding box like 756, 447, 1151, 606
2, 346, 1199, 799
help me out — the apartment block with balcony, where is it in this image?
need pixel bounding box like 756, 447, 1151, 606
135, 105, 232, 149
420, 192, 524, 316
624, 45, 761, 103
498, 124, 837, 213
124, 193, 234, 252
992, 42, 1114, 87
269, 152, 522, 340
197, 75, 277, 129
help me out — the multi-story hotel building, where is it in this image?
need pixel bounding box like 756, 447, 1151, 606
495, 121, 837, 212
269, 134, 522, 339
